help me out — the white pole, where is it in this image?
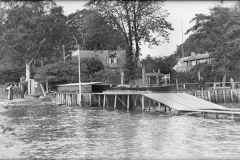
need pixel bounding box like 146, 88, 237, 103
63, 45, 66, 62
78, 46, 82, 106
181, 21, 184, 58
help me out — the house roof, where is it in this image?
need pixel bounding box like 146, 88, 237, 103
183, 53, 210, 62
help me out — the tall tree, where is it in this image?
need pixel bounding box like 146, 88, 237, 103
88, 0, 173, 81
185, 5, 240, 85
67, 9, 126, 50
0, 2, 70, 81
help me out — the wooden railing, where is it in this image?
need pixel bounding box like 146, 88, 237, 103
0, 86, 23, 99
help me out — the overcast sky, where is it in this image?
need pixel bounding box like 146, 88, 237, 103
56, 0, 236, 58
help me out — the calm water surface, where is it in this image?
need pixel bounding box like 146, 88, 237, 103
1, 105, 240, 159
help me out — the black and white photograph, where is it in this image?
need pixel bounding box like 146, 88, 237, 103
0, 0, 240, 159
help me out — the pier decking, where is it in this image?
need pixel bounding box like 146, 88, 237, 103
49, 90, 240, 119
93, 91, 240, 118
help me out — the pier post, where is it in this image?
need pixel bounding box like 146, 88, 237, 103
223, 90, 226, 103
89, 93, 92, 107
207, 91, 211, 102
148, 99, 151, 111
216, 113, 219, 119
214, 90, 218, 103
230, 90, 234, 103
114, 95, 117, 110
103, 94, 106, 109
106, 95, 109, 107
98, 95, 101, 107
134, 95, 137, 107
127, 95, 130, 112
141, 96, 145, 111
176, 79, 179, 92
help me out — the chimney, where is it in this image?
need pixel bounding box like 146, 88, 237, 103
191, 52, 196, 56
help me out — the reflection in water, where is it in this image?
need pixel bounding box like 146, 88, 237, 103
0, 105, 240, 159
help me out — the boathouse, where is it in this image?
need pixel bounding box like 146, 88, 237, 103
54, 82, 111, 93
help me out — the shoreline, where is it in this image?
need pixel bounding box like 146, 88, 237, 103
0, 96, 55, 108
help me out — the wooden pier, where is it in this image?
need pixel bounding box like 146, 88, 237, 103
48, 90, 240, 119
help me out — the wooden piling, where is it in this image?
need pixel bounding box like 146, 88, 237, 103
223, 90, 226, 103
207, 91, 211, 102
148, 99, 151, 111
103, 94, 106, 109
106, 95, 109, 108
98, 95, 101, 107
89, 94, 92, 107
230, 90, 234, 103
201, 89, 204, 99
214, 90, 218, 103
127, 95, 130, 112
134, 95, 137, 107
114, 95, 117, 110
141, 96, 145, 111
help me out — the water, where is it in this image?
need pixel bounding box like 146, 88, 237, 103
1, 105, 240, 159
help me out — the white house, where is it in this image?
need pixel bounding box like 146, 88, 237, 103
173, 52, 213, 72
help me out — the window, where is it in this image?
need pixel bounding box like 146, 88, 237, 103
108, 57, 117, 64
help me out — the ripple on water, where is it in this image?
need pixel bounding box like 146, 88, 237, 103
0, 105, 240, 159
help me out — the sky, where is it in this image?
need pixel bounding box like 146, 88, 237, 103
56, 0, 237, 58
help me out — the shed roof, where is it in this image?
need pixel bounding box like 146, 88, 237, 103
56, 82, 103, 87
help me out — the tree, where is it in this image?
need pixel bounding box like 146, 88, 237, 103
0, 2, 71, 82
67, 9, 126, 50
91, 69, 121, 84
141, 55, 174, 74
184, 5, 240, 86
88, 1, 173, 81
34, 57, 105, 84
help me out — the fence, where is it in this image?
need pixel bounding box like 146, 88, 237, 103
0, 85, 23, 99
172, 81, 240, 91
181, 89, 240, 104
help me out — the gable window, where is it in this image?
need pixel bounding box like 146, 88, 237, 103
108, 57, 117, 64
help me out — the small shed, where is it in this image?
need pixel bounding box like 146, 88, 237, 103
55, 82, 111, 93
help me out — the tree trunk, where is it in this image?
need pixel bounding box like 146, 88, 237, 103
26, 62, 31, 81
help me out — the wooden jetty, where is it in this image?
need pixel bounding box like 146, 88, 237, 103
92, 90, 240, 119
48, 90, 240, 119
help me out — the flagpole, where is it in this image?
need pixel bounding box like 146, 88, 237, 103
181, 21, 184, 58
78, 45, 82, 106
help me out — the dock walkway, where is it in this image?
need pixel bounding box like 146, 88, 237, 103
95, 91, 240, 117
142, 92, 240, 117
